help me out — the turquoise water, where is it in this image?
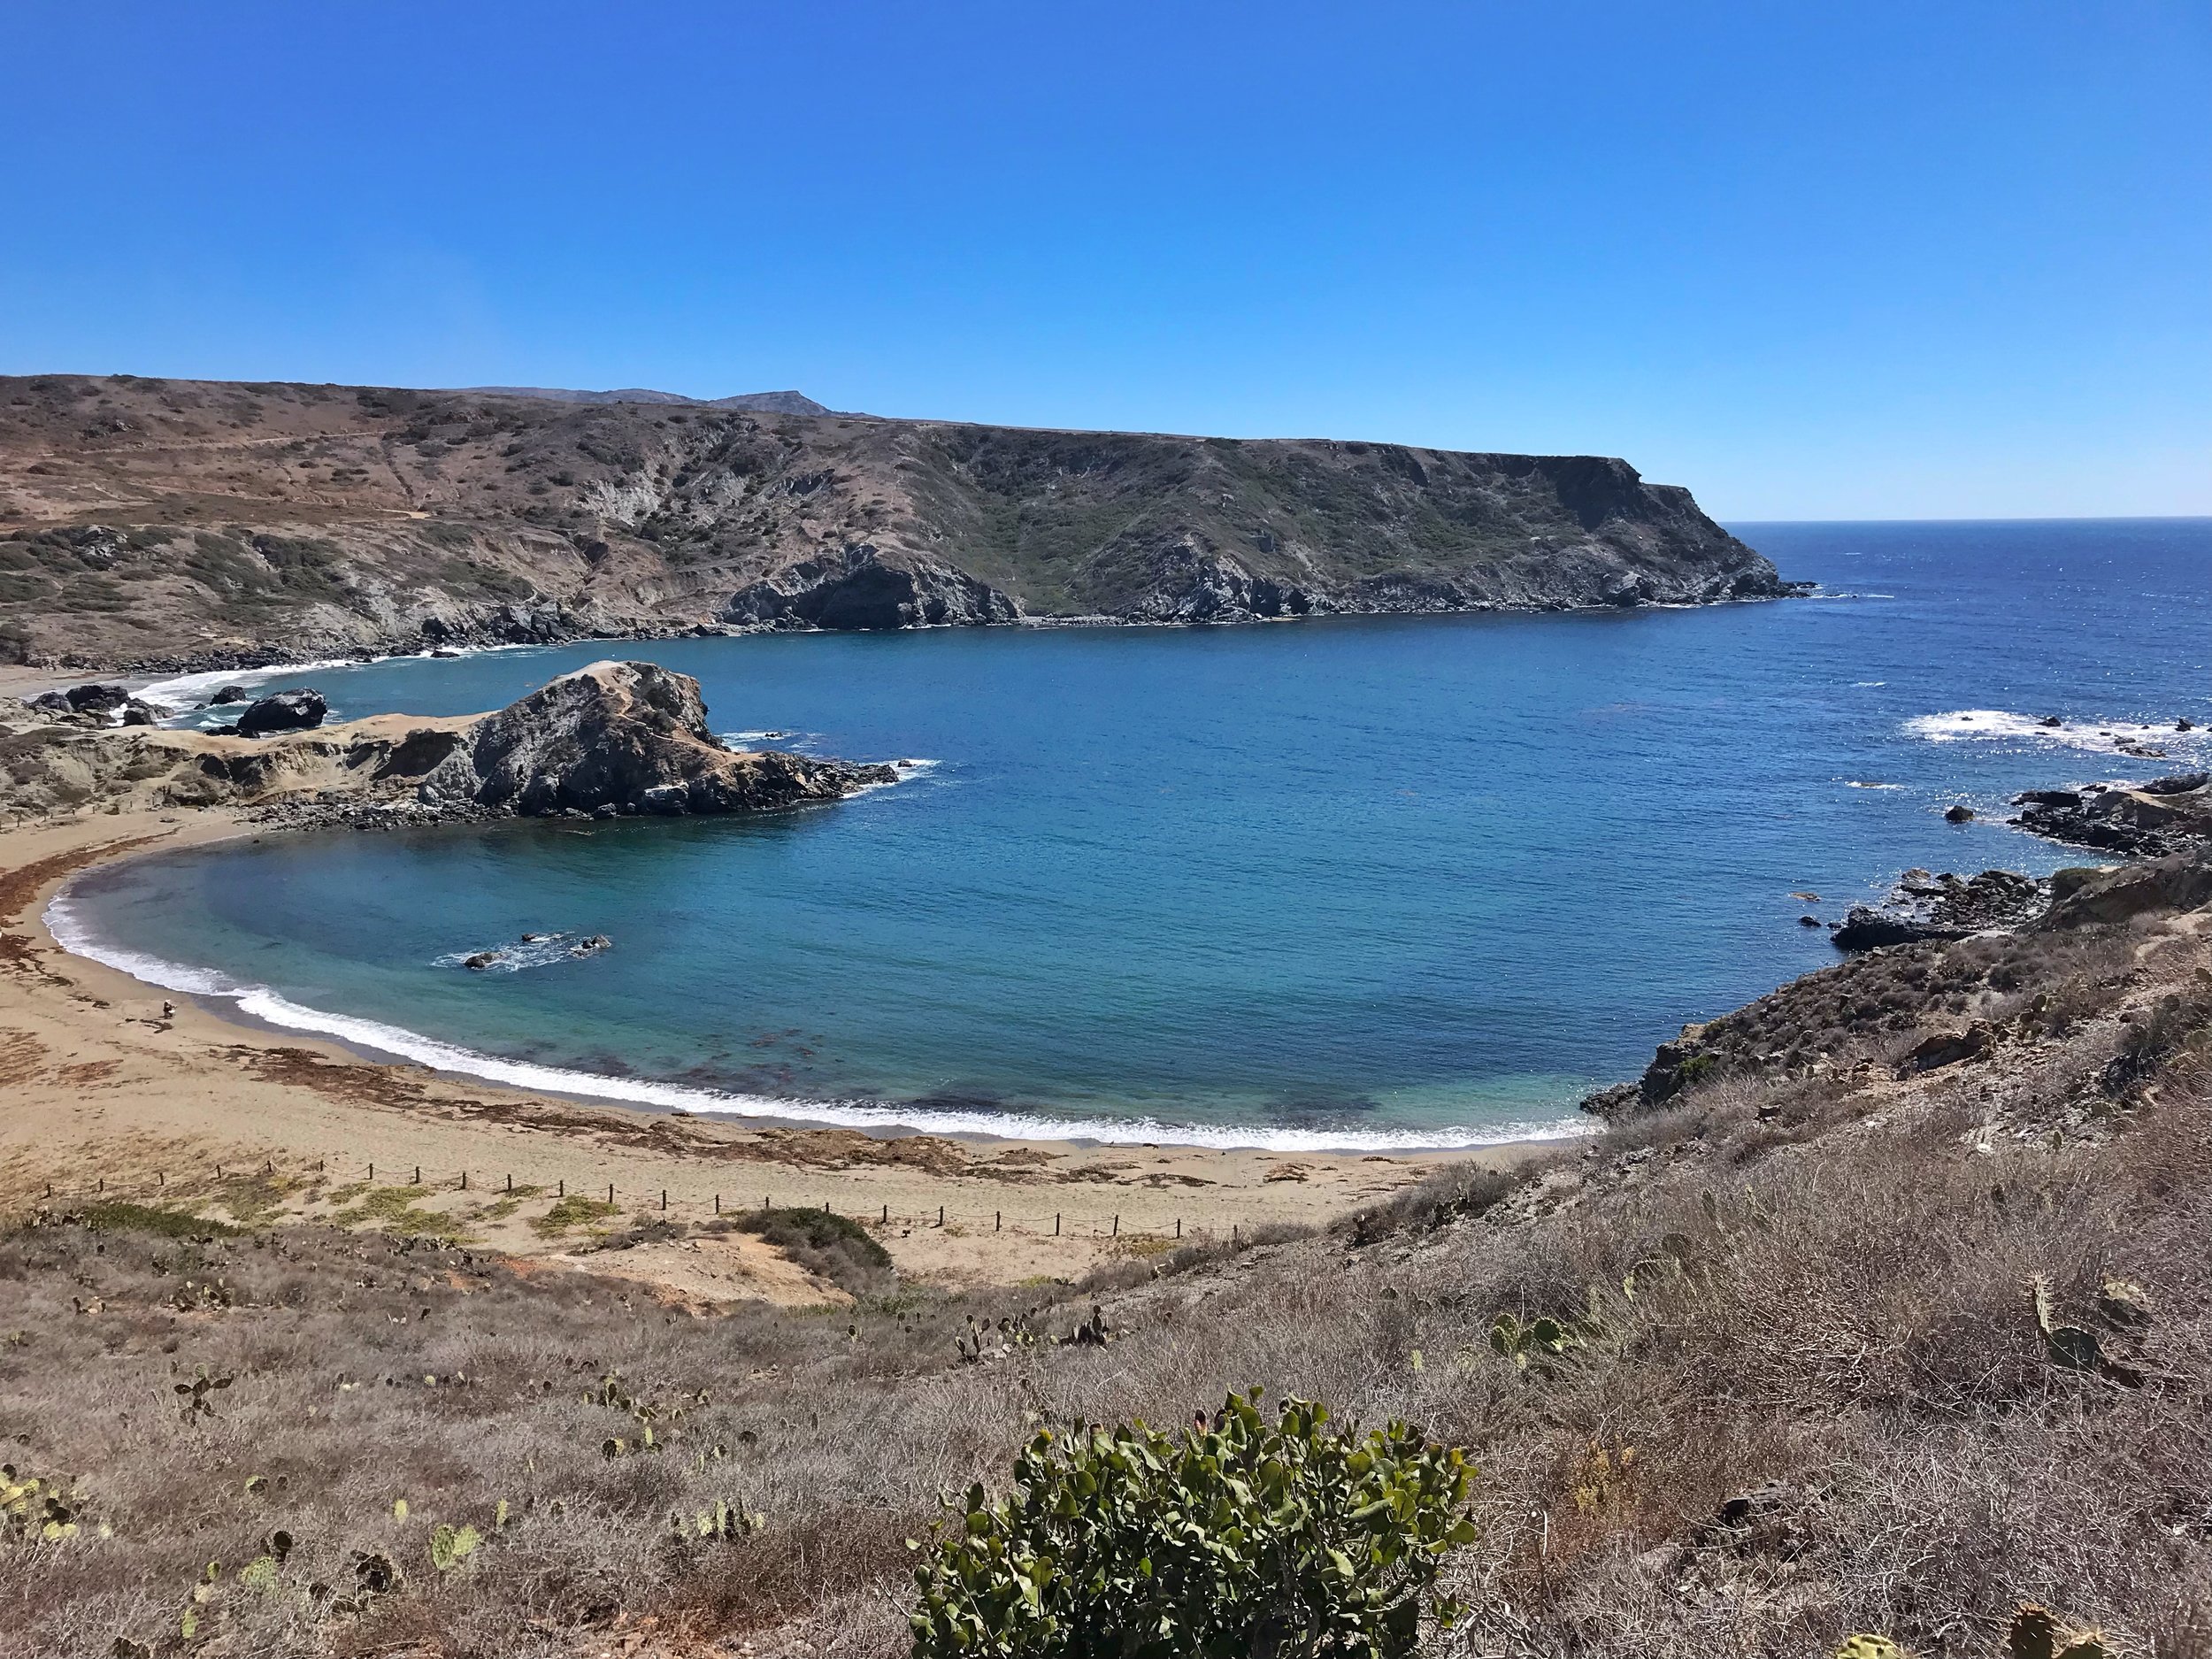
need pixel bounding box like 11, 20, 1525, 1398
58, 519, 2212, 1148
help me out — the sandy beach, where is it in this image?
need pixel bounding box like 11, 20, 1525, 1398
0, 808, 1547, 1302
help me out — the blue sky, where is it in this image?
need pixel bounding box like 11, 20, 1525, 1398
2, 2, 2205, 518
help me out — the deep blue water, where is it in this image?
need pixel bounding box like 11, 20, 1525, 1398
57, 518, 2212, 1148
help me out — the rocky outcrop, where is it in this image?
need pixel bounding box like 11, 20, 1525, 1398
235, 688, 327, 737
416, 660, 893, 817
722, 546, 1020, 631
0, 664, 893, 826
1585, 847, 2212, 1120
25, 684, 163, 727
1830, 868, 2049, 951
2035, 850, 2212, 931
2011, 774, 2212, 858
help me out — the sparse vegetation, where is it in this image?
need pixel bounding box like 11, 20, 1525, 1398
2, 855, 2208, 1653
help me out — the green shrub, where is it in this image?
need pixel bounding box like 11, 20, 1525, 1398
728, 1205, 893, 1296
910, 1388, 1474, 1658
76, 1202, 239, 1240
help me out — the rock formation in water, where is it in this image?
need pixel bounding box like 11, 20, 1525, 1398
2010, 773, 2212, 858
416, 660, 892, 818
1829, 867, 2051, 951
234, 688, 327, 737
0, 661, 891, 826
0, 373, 1799, 670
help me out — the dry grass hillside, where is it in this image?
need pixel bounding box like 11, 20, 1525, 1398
4, 851, 2208, 1657
0, 375, 1786, 670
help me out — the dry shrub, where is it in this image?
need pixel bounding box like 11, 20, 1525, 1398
4, 946, 2210, 1655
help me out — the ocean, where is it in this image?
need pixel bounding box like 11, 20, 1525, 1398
51, 518, 2212, 1149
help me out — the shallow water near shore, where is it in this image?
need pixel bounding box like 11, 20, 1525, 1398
59, 518, 2212, 1148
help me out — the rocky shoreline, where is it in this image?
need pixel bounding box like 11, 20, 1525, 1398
0, 660, 896, 829
1582, 756, 2212, 1122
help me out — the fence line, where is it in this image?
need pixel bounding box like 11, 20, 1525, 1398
21, 1158, 1237, 1243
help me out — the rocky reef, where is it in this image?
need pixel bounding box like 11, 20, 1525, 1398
2009, 772, 2212, 858
1828, 867, 2050, 950
0, 661, 892, 826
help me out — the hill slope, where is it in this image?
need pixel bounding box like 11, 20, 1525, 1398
0, 374, 1791, 670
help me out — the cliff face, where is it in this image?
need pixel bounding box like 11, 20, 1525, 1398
0, 374, 1792, 670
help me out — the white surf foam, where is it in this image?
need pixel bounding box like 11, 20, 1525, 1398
1904, 709, 2205, 757
433, 932, 609, 973
44, 879, 1587, 1154
138, 640, 572, 721
136, 659, 364, 718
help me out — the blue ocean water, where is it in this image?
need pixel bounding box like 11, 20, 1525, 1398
58, 518, 2212, 1148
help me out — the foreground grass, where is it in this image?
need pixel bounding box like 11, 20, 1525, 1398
2, 900, 2209, 1656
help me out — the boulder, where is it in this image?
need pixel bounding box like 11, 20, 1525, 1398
236, 688, 328, 737
1900, 1025, 1992, 1074
64, 683, 133, 715
416, 659, 895, 818
206, 686, 251, 706
1944, 803, 1975, 823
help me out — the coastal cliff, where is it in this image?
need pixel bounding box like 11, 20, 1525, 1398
0, 660, 891, 826
0, 374, 1793, 670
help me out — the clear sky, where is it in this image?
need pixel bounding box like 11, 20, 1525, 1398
2, 2, 2205, 519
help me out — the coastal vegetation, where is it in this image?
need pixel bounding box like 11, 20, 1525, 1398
2, 833, 2206, 1653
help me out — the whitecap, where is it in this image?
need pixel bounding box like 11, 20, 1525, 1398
137, 640, 576, 722
1903, 709, 2204, 757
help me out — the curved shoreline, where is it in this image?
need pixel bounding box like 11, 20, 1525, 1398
43, 841, 1591, 1156
0, 810, 1543, 1284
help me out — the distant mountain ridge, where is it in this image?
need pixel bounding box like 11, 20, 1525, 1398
0, 373, 1795, 671
458, 387, 844, 416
